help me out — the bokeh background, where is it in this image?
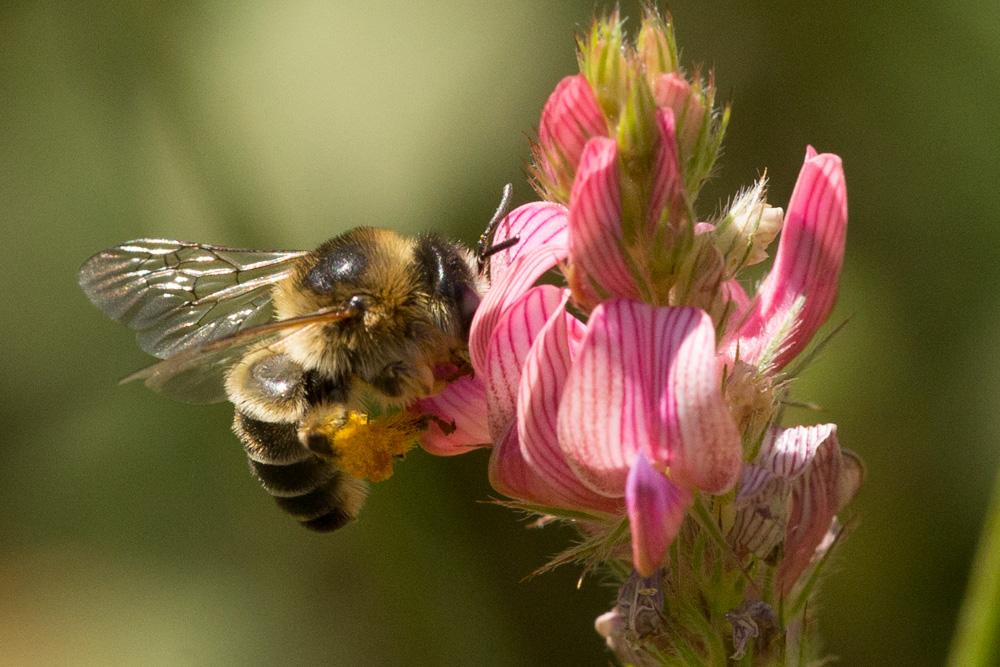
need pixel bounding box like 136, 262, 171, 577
3, 1, 998, 664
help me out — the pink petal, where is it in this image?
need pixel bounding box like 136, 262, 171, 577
734, 149, 847, 370
626, 454, 690, 576
536, 75, 608, 184
567, 138, 641, 308
489, 421, 616, 511
515, 290, 621, 512
469, 243, 568, 374
667, 310, 743, 494
416, 376, 490, 456
487, 426, 537, 503
720, 279, 751, 335
646, 108, 685, 233
481, 285, 612, 510
483, 285, 566, 441
557, 301, 741, 496
488, 202, 568, 286
778, 425, 853, 593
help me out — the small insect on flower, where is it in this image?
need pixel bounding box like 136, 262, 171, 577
78, 186, 514, 531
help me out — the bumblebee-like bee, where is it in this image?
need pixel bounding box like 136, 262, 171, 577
79, 187, 513, 531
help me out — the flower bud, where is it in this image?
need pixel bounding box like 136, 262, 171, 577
636, 11, 678, 79
577, 12, 628, 119
531, 75, 608, 203
653, 73, 706, 159
714, 178, 784, 277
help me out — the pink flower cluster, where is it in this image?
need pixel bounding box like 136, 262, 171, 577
417, 24, 860, 586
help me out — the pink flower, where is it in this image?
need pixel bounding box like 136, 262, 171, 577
417, 24, 854, 584
419, 161, 743, 575
414, 13, 863, 660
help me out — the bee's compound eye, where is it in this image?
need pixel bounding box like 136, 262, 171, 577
348, 294, 368, 312
458, 286, 480, 336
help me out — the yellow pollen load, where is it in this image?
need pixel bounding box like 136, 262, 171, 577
330, 411, 419, 482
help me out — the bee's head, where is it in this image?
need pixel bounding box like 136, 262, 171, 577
278, 228, 481, 348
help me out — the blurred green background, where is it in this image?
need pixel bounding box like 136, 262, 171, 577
3, 1, 998, 664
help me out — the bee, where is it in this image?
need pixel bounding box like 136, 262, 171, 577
79, 186, 515, 531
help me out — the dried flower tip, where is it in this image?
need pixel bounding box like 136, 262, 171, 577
723, 359, 778, 442
726, 600, 777, 660
616, 568, 667, 641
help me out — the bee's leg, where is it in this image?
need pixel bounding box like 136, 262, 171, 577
296, 370, 354, 457
296, 402, 349, 457
233, 410, 368, 531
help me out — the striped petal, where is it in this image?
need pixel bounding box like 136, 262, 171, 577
777, 426, 861, 592
535, 75, 608, 194
646, 108, 685, 233
566, 138, 641, 308
734, 149, 847, 371
729, 465, 790, 559
489, 202, 568, 286
483, 285, 566, 441
756, 424, 837, 480
731, 425, 863, 572
557, 300, 741, 497
469, 243, 568, 374
416, 376, 490, 456
719, 279, 751, 335
483, 285, 601, 508
516, 290, 621, 512
626, 454, 691, 576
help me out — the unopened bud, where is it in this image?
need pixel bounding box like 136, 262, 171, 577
653, 73, 706, 158
578, 13, 628, 119
637, 12, 678, 78
714, 179, 784, 276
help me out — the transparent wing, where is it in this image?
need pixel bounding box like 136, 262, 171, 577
78, 239, 308, 359
121, 307, 357, 404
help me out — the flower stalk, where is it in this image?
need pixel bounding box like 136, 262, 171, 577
948, 465, 1000, 666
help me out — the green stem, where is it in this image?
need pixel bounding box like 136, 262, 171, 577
948, 465, 1000, 666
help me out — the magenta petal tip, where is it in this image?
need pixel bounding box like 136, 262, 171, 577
626, 455, 690, 577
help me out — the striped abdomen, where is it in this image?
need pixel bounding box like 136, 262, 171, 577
233, 411, 368, 531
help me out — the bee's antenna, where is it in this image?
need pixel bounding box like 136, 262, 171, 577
477, 183, 517, 275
